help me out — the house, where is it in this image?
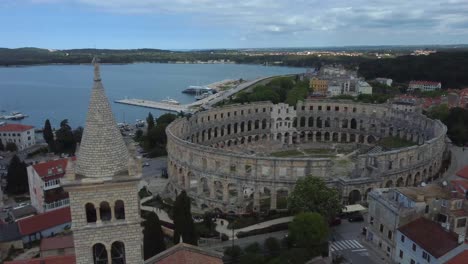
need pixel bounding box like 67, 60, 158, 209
0, 124, 35, 151
40, 235, 74, 257
357, 81, 372, 95
0, 222, 23, 260
395, 217, 468, 264
4, 255, 76, 264
17, 207, 71, 244
366, 184, 468, 261
375, 78, 393, 87
8, 205, 36, 222
27, 158, 74, 213
144, 243, 223, 264
310, 78, 328, 96
408, 81, 442, 92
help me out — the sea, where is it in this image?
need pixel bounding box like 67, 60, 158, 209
0, 63, 306, 129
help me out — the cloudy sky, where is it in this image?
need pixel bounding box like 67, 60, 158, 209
1, 0, 468, 49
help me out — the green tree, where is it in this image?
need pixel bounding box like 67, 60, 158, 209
224, 245, 242, 262
427, 104, 449, 121
264, 237, 280, 256
156, 113, 177, 125
6, 155, 28, 194
288, 212, 329, 250
142, 212, 166, 260
173, 190, 198, 245
73, 126, 84, 144
146, 112, 155, 131
444, 107, 468, 146
43, 119, 54, 144
5, 142, 18, 152
55, 119, 76, 154
0, 139, 4, 151
134, 129, 143, 141
288, 176, 342, 220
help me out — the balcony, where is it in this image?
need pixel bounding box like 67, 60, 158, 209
44, 198, 69, 211
43, 178, 61, 191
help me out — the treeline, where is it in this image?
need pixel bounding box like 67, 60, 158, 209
359, 51, 468, 89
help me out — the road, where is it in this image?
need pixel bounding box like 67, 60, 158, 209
203, 230, 289, 251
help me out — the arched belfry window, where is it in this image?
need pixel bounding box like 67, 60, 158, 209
100, 201, 112, 221
93, 243, 108, 264
111, 241, 126, 264
85, 203, 97, 223
115, 200, 125, 220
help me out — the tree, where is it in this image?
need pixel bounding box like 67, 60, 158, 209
156, 113, 177, 125
173, 190, 197, 245
224, 245, 242, 262
6, 155, 28, 194
134, 129, 143, 141
288, 176, 342, 220
142, 212, 166, 260
0, 139, 4, 151
5, 142, 18, 152
73, 126, 84, 144
264, 237, 280, 256
43, 119, 54, 144
288, 212, 329, 250
146, 113, 155, 131
55, 119, 76, 154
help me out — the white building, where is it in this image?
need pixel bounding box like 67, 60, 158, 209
396, 217, 468, 264
375, 78, 393, 87
27, 158, 72, 213
327, 82, 342, 96
0, 124, 35, 150
408, 81, 442, 92
357, 81, 373, 95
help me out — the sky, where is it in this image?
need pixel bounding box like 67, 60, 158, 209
1, 0, 468, 50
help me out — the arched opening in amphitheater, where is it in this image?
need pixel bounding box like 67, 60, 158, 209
166, 100, 447, 214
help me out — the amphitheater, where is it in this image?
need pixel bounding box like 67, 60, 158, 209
166, 99, 447, 214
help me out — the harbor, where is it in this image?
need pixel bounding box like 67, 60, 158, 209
114, 99, 191, 113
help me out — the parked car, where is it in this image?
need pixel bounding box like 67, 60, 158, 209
142, 162, 150, 167
329, 217, 342, 226
347, 213, 364, 222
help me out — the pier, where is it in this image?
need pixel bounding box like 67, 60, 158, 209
114, 99, 191, 113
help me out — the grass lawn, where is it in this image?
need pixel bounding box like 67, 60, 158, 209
270, 149, 303, 157
377, 136, 415, 149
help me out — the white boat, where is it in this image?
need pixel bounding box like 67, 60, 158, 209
161, 97, 180, 105
4, 112, 28, 120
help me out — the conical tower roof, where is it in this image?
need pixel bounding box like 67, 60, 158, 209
75, 60, 130, 179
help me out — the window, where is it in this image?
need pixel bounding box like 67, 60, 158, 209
399, 250, 403, 258
425, 205, 429, 214
85, 203, 97, 223
99, 201, 112, 221
457, 218, 467, 228
401, 235, 405, 243
318, 106, 322, 111
93, 243, 108, 264
370, 216, 374, 225
380, 224, 384, 233
111, 241, 126, 264
114, 200, 125, 220
388, 230, 392, 240
326, 106, 331, 111
412, 243, 416, 251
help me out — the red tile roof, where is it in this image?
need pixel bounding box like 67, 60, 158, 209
31, 157, 75, 181
398, 218, 460, 258
446, 250, 468, 264
409, 80, 441, 86
451, 180, 468, 196
40, 235, 74, 251
17, 207, 71, 236
146, 243, 223, 264
456, 166, 468, 180
4, 255, 76, 264
0, 124, 34, 132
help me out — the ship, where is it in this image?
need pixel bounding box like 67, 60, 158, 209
161, 97, 180, 105
2, 111, 28, 120
182, 85, 213, 95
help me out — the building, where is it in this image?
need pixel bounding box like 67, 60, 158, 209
145, 243, 223, 264
8, 205, 36, 222
357, 81, 373, 95
0, 222, 23, 260
327, 81, 342, 97
62, 60, 144, 264
310, 77, 328, 95
396, 217, 468, 264
0, 124, 35, 150
408, 81, 442, 92
17, 207, 71, 244
390, 98, 421, 113
5, 255, 76, 264
366, 184, 468, 260
27, 158, 74, 213
375, 78, 393, 87
40, 235, 75, 257
320, 65, 348, 76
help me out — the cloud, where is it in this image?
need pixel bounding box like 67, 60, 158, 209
23, 0, 468, 44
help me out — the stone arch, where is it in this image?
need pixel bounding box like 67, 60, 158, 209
350, 134, 356, 142
240, 122, 245, 132
359, 134, 365, 143
100, 201, 112, 221
260, 187, 272, 212
234, 123, 238, 133
207, 128, 212, 140
316, 117, 322, 128
276, 189, 289, 209
254, 120, 260, 130
248, 120, 252, 131
228, 183, 238, 204
308, 117, 314, 127
367, 135, 376, 144
342, 119, 348, 129
350, 118, 357, 129
262, 119, 267, 129
364, 188, 373, 201
385, 180, 394, 188
324, 132, 330, 141
300, 116, 306, 127
348, 190, 361, 205
396, 177, 404, 187
406, 174, 412, 187
227, 124, 231, 135
324, 117, 331, 127
332, 132, 339, 142
414, 172, 421, 186
214, 181, 223, 200
85, 203, 97, 223
199, 177, 210, 196
93, 243, 108, 264
114, 200, 125, 220
111, 241, 126, 264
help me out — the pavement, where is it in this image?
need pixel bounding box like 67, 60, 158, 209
203, 230, 289, 251
214, 216, 293, 239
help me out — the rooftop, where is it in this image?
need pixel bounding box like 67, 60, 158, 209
409, 80, 442, 86
40, 235, 74, 251
10, 205, 37, 220
31, 157, 75, 181
145, 243, 223, 264
0, 222, 21, 242
447, 250, 468, 264
0, 124, 34, 132
4, 255, 76, 264
17, 207, 71, 236
456, 166, 468, 180
397, 184, 453, 202
398, 217, 460, 258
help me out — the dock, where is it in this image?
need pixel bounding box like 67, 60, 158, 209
114, 99, 191, 113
